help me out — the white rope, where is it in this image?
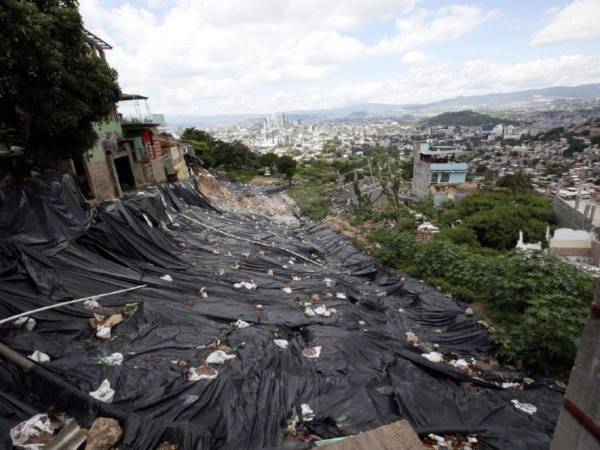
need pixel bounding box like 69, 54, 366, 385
0, 284, 147, 326
179, 213, 323, 267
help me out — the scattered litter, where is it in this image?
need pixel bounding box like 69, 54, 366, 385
324, 278, 334, 287
10, 413, 56, 448
188, 366, 218, 381
206, 350, 236, 364
303, 346, 321, 359
501, 382, 521, 390
511, 399, 537, 415
28, 350, 50, 364
300, 403, 315, 421
267, 269, 274, 276
24, 318, 37, 331
405, 331, 418, 346
199, 287, 208, 298
335, 292, 346, 299
422, 352, 444, 363
181, 394, 199, 405
255, 304, 264, 311
89, 379, 115, 403
304, 306, 316, 317
161, 274, 173, 282
123, 303, 139, 316
358, 320, 366, 326
450, 359, 469, 369
464, 307, 474, 317
282, 287, 292, 294
96, 326, 112, 340
234, 280, 257, 290
313, 305, 335, 317
274, 339, 289, 349
83, 297, 101, 309
234, 319, 250, 329
98, 353, 124, 366
292, 276, 301, 281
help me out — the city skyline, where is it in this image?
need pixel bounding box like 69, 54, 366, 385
81, 0, 600, 116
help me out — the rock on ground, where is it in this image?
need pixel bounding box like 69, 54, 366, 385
85, 418, 122, 450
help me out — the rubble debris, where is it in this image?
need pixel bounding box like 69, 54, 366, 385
89, 379, 115, 403
85, 417, 122, 450
28, 350, 50, 364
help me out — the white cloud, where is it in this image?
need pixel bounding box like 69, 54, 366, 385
531, 0, 600, 45
214, 55, 600, 114
77, 1, 600, 116
401, 51, 430, 64
370, 5, 498, 56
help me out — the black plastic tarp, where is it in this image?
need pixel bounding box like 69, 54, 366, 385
0, 172, 561, 449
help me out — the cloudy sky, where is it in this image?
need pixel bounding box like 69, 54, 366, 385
80, 0, 600, 116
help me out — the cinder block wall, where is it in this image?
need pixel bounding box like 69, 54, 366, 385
550, 281, 600, 450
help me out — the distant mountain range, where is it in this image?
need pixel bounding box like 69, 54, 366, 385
167, 83, 600, 128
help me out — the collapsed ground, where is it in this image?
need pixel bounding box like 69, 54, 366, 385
0, 171, 562, 449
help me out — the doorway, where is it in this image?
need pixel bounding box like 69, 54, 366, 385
114, 156, 135, 192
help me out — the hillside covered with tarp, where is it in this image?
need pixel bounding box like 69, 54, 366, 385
0, 171, 562, 449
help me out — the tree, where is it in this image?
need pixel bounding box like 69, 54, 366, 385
0, 0, 121, 160
275, 155, 297, 185
259, 152, 279, 169
496, 172, 532, 194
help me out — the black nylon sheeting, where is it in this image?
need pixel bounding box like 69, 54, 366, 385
0, 174, 561, 449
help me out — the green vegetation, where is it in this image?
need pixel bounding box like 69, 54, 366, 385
289, 166, 594, 376
427, 110, 510, 127
0, 0, 121, 160
182, 127, 296, 182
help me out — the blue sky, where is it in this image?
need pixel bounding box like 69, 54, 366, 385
80, 0, 600, 115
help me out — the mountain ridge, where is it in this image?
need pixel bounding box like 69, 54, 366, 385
167, 83, 600, 128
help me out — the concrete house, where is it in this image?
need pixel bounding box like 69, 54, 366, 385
411, 142, 468, 200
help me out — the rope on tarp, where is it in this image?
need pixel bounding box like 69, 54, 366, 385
0, 284, 147, 327
179, 212, 324, 267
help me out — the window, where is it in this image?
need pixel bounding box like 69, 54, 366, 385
431, 173, 439, 183
441, 173, 450, 183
